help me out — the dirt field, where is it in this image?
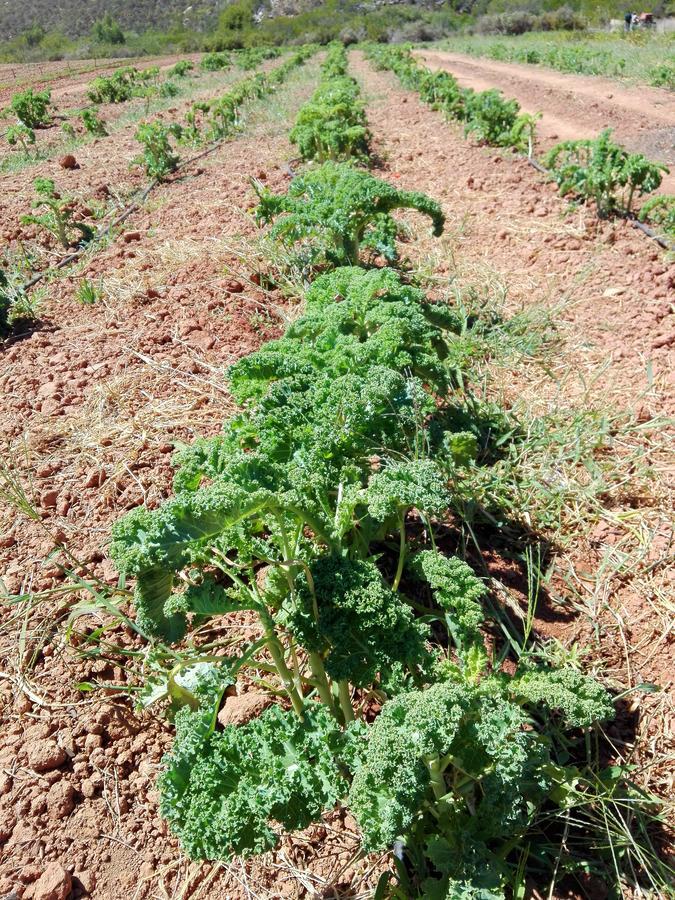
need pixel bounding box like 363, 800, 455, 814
419, 49, 675, 192
0, 48, 673, 898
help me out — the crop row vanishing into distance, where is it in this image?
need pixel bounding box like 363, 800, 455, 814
366, 44, 675, 247
35, 43, 668, 898
437, 29, 675, 90
0, 47, 316, 331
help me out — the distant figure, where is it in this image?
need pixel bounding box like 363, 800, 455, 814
631, 12, 639, 29
625, 10, 633, 30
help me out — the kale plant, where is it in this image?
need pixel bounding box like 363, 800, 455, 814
543, 129, 668, 217
6, 123, 36, 153
21, 178, 95, 250
254, 162, 445, 267
134, 122, 182, 180
9, 88, 52, 128
80, 107, 108, 136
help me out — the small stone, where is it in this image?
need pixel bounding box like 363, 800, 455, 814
0, 811, 16, 842
80, 778, 96, 799
83, 467, 106, 489
187, 330, 215, 351
218, 691, 272, 727
226, 280, 244, 293
40, 398, 62, 415
123, 230, 141, 243
40, 490, 59, 510
47, 781, 75, 819
33, 862, 72, 900
59, 154, 78, 170
76, 869, 96, 894
27, 739, 67, 772
652, 331, 674, 349
0, 533, 16, 549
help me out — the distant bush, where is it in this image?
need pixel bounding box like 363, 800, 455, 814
92, 13, 125, 44
474, 6, 584, 35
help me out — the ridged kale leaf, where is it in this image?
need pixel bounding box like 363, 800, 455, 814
159, 702, 348, 860
279, 556, 430, 686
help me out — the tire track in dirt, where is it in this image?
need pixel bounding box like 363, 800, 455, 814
419, 49, 675, 193
354, 50, 674, 797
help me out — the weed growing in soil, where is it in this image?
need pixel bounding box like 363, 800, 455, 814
5, 123, 36, 154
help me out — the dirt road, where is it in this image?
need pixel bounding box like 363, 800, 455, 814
419, 49, 675, 192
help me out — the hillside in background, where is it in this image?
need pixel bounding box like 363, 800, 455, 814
0, 0, 454, 40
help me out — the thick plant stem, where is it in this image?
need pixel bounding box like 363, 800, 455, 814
259, 609, 305, 719
308, 652, 338, 717
392, 516, 406, 592
427, 756, 446, 802
338, 681, 355, 724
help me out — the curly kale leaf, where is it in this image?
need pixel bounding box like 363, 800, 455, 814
255, 162, 445, 267
159, 702, 348, 860
366, 459, 450, 524
410, 550, 486, 653
279, 555, 430, 687
349, 680, 473, 851
228, 266, 454, 404
512, 666, 614, 728
110, 483, 274, 640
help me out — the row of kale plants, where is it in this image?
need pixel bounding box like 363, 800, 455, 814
2, 48, 282, 157
105, 45, 647, 898
365, 44, 675, 246
0, 50, 314, 332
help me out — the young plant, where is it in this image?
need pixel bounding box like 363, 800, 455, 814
87, 67, 142, 104
6, 123, 36, 153
80, 108, 108, 136
75, 278, 102, 305
200, 51, 230, 72
21, 178, 95, 250
9, 88, 52, 128
134, 122, 182, 180
169, 60, 194, 78
254, 162, 445, 267
543, 129, 668, 217
639, 194, 675, 244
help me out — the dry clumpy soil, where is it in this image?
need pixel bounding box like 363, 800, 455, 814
0, 49, 673, 899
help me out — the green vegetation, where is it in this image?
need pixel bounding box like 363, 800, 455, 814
367, 44, 539, 154
7, 88, 52, 128
170, 60, 194, 78
200, 51, 231, 72
543, 129, 667, 217
21, 178, 95, 249
254, 162, 445, 267
639, 194, 675, 243
80, 107, 108, 136
6, 124, 36, 153
91, 12, 125, 45
134, 121, 182, 180
290, 44, 371, 163
439, 31, 675, 89
87, 67, 146, 103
